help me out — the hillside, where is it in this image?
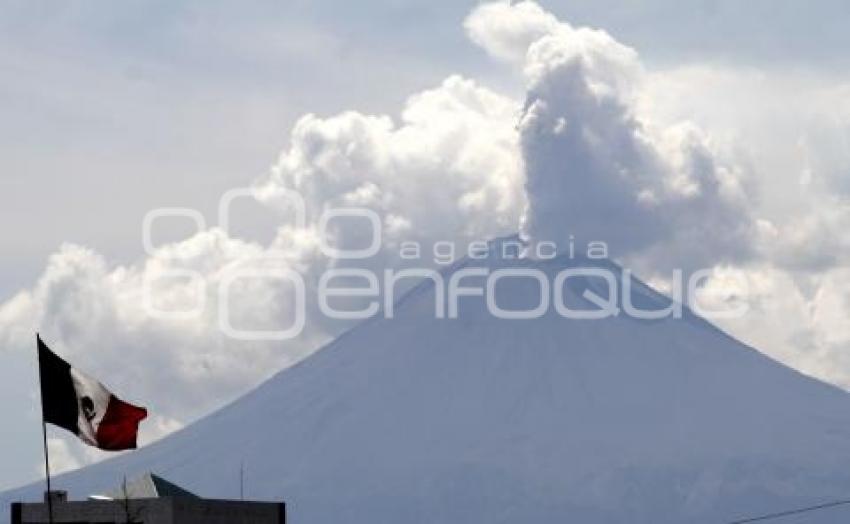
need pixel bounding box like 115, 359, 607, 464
5, 248, 850, 523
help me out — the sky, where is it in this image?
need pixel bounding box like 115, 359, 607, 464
1, 0, 850, 491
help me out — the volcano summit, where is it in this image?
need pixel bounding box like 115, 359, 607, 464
4, 248, 850, 524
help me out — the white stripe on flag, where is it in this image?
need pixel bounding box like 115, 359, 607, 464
69, 367, 111, 447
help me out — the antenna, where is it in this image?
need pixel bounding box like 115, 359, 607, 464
240, 461, 244, 500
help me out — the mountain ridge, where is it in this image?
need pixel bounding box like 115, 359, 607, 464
4, 246, 850, 523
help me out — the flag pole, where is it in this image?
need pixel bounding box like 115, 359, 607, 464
36, 334, 55, 524
40, 419, 54, 524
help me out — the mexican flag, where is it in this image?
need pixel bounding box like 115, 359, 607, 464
37, 335, 148, 451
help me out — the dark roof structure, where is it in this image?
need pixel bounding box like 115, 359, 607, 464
11, 475, 285, 524
103, 472, 198, 500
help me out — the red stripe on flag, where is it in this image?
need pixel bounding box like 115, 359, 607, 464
96, 395, 148, 451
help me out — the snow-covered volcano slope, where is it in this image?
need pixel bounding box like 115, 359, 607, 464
6, 250, 850, 524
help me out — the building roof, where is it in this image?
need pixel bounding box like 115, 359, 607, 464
102, 472, 198, 500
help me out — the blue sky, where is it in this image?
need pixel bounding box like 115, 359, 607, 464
2, 0, 850, 491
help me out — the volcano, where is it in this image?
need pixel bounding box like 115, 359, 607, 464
5, 246, 850, 523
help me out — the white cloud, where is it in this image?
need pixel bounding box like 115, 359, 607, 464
464, 1, 560, 64
638, 65, 850, 271
0, 73, 524, 474
703, 265, 850, 389
466, 1, 758, 271
4, 0, 850, 481
261, 74, 523, 253
0, 238, 312, 427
